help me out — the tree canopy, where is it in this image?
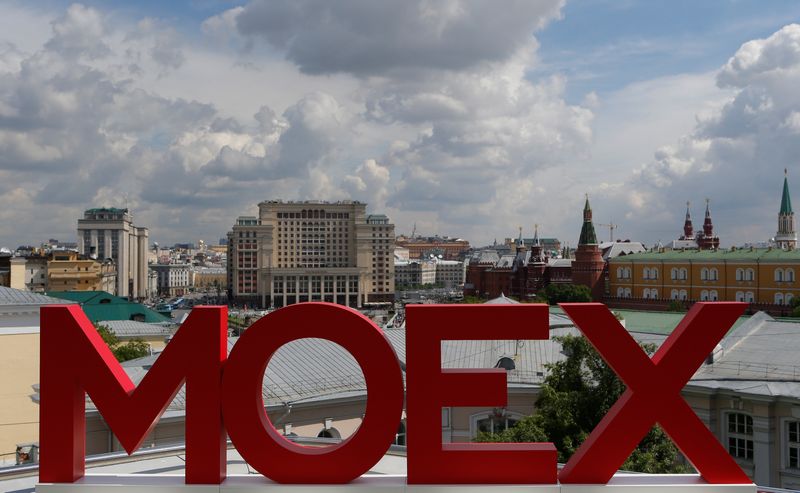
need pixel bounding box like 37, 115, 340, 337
95, 324, 151, 362
541, 283, 592, 305
477, 334, 692, 474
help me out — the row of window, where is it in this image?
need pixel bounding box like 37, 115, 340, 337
615, 266, 797, 283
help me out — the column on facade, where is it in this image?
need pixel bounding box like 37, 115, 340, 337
333, 275, 338, 305
345, 275, 350, 307
752, 414, 771, 486
294, 274, 300, 305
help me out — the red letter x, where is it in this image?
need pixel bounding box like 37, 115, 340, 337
558, 302, 751, 484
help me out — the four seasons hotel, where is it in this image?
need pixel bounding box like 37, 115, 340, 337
226, 200, 394, 309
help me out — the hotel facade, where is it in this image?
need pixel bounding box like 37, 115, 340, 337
226, 200, 394, 308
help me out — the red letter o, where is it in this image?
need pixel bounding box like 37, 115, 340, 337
222, 303, 404, 483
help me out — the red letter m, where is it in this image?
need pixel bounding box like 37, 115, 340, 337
39, 305, 227, 484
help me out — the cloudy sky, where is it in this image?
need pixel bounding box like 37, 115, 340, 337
1, 0, 800, 249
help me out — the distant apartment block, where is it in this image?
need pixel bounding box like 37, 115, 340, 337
77, 208, 149, 299
395, 235, 470, 260
395, 258, 466, 289
227, 201, 394, 308
150, 263, 192, 298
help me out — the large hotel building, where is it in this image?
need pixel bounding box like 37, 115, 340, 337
227, 200, 394, 308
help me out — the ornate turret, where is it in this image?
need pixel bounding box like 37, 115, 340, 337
681, 201, 694, 239
572, 195, 605, 301
578, 196, 598, 245
776, 168, 797, 249
696, 198, 720, 250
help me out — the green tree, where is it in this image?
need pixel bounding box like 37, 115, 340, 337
477, 334, 692, 474
541, 283, 592, 305
790, 296, 800, 318
95, 324, 151, 362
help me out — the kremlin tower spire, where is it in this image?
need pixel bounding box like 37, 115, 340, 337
681, 201, 693, 239
776, 168, 796, 249
696, 198, 720, 249
572, 195, 605, 301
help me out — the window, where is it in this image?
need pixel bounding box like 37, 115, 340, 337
680, 268, 688, 280
651, 268, 658, 280
650, 289, 658, 299
671, 289, 679, 300
671, 268, 678, 280
643, 288, 650, 299
709, 290, 718, 301
788, 269, 796, 282
746, 291, 755, 302
679, 289, 688, 300
775, 293, 784, 305
736, 269, 744, 281
736, 291, 744, 302
775, 268, 784, 282
617, 287, 625, 297
710, 268, 719, 281
643, 267, 650, 280
788, 293, 795, 305
789, 420, 800, 469
701, 268, 709, 281
624, 288, 631, 298
746, 269, 755, 281
472, 411, 522, 437
701, 290, 709, 301
727, 413, 753, 460
394, 422, 406, 446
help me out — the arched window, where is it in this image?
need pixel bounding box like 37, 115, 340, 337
736, 269, 744, 281
625, 267, 632, 279
735, 291, 744, 302
617, 267, 623, 279
671, 289, 679, 300
642, 289, 649, 299
679, 289, 688, 300
472, 411, 523, 438
680, 268, 688, 280
617, 287, 624, 297
701, 290, 709, 301
726, 413, 753, 460
775, 293, 784, 305
746, 291, 755, 302
671, 268, 678, 280
709, 290, 718, 301
643, 267, 650, 280
701, 268, 709, 281
746, 269, 755, 281
787, 293, 795, 305
775, 269, 784, 282
788, 269, 795, 282
710, 268, 719, 281
624, 288, 632, 298
318, 427, 341, 439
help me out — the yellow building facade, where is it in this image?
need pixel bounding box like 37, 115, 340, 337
47, 252, 117, 293
609, 247, 800, 304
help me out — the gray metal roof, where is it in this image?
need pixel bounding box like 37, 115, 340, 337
98, 320, 176, 338
0, 286, 76, 306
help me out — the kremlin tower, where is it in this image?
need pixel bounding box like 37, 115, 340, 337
776, 169, 796, 249
572, 195, 605, 301
680, 201, 693, 240
696, 199, 720, 250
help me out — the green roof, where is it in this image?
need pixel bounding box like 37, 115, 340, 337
609, 248, 800, 262
44, 291, 170, 324
85, 207, 127, 214
549, 306, 752, 336
781, 175, 793, 215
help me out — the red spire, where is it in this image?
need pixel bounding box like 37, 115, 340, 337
683, 201, 693, 239
703, 198, 713, 237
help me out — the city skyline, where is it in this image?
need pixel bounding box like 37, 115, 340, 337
1, 1, 800, 248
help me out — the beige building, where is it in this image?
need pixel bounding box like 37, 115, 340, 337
226, 201, 394, 308
46, 251, 116, 292
0, 287, 75, 465
150, 263, 192, 297
77, 208, 149, 299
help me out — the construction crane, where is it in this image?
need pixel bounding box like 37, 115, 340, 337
597, 221, 618, 242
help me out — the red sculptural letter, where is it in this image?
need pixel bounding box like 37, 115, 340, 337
559, 302, 751, 484
221, 302, 404, 483
39, 305, 227, 484
405, 304, 557, 484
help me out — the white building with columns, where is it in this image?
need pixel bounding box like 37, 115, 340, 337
77, 208, 149, 299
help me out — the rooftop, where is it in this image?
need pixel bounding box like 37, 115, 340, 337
610, 247, 800, 262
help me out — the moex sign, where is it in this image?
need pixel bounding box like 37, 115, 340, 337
37, 302, 756, 492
